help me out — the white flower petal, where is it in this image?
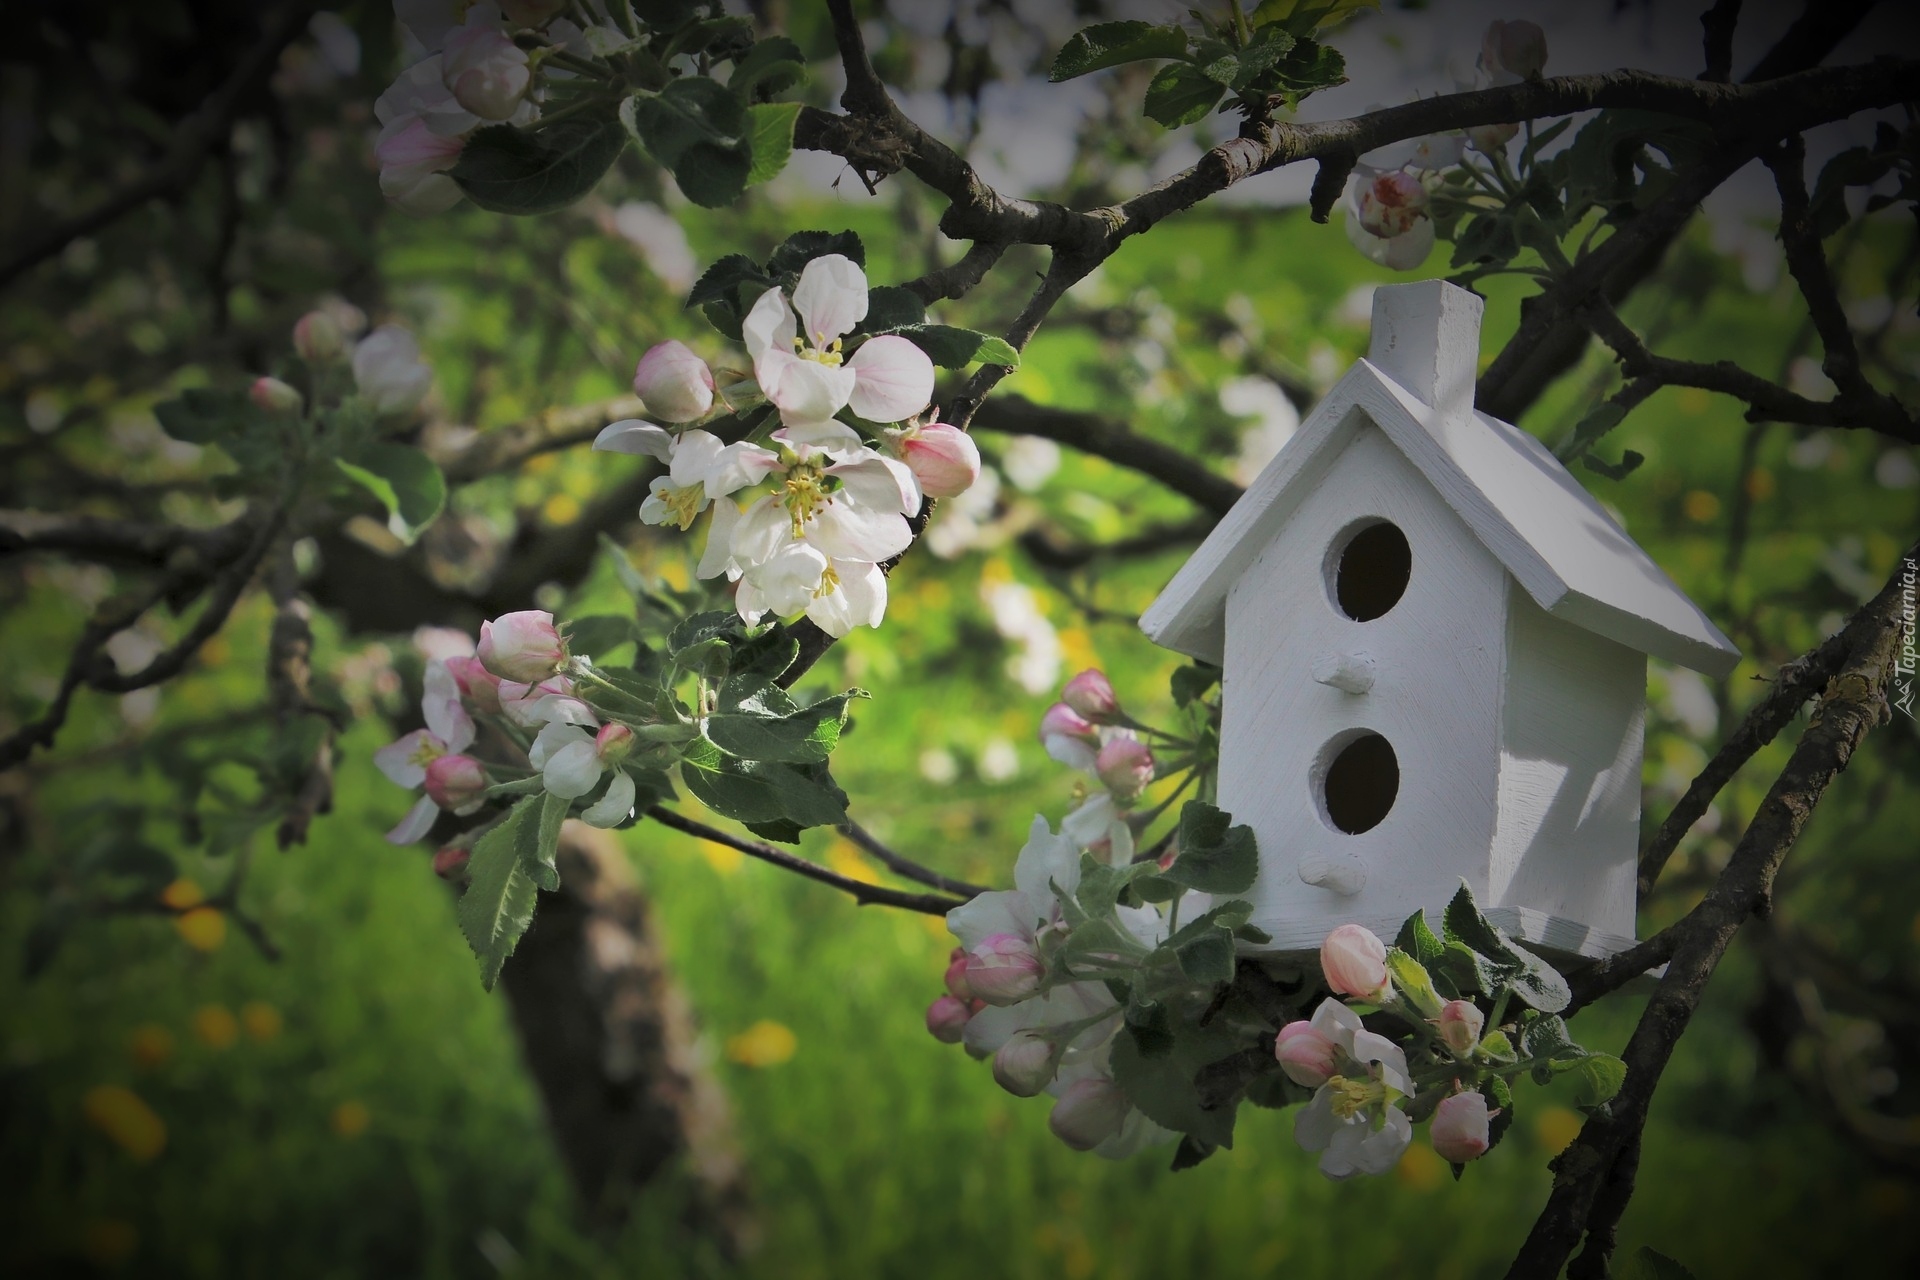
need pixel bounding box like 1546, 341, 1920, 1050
529, 719, 590, 770
385, 794, 441, 845
830, 455, 919, 516
729, 494, 795, 567
543, 738, 604, 798
374, 729, 436, 789
697, 499, 743, 580
1013, 814, 1082, 909
1044, 733, 1099, 772
742, 285, 796, 365
421, 661, 475, 751
810, 558, 886, 634
808, 501, 910, 563
767, 357, 857, 426
703, 441, 781, 498
592, 418, 674, 459
944, 891, 1025, 952
846, 335, 935, 423
581, 769, 636, 827
791, 253, 868, 346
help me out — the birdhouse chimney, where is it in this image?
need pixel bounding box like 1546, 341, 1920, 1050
1366, 281, 1483, 425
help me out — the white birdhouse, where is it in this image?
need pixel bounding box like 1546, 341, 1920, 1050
1139, 281, 1739, 962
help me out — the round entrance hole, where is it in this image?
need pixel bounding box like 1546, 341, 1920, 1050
1329, 520, 1411, 621
1320, 732, 1400, 834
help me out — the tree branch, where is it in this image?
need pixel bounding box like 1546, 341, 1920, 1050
441, 395, 646, 484
972, 394, 1244, 515
837, 820, 993, 898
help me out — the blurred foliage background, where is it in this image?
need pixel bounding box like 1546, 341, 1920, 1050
3, 1, 1918, 1277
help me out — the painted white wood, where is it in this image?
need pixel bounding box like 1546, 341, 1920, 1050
1366, 279, 1482, 429
1490, 583, 1647, 940
1218, 419, 1509, 944
1297, 850, 1368, 896
1139, 284, 1740, 676
1312, 650, 1377, 693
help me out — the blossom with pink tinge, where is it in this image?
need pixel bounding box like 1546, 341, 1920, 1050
1061, 669, 1119, 722
1048, 1076, 1132, 1151
1275, 1019, 1342, 1088
631, 340, 715, 423
442, 22, 530, 121
1438, 1000, 1485, 1057
992, 1030, 1060, 1097
432, 847, 470, 879
1430, 1091, 1494, 1163
352, 325, 435, 413
444, 655, 503, 715
477, 610, 564, 683
943, 949, 973, 1001
888, 421, 979, 500
293, 310, 345, 363
925, 996, 972, 1044
372, 117, 465, 215
965, 932, 1045, 1006
424, 753, 488, 812
1481, 19, 1548, 84
1095, 736, 1154, 801
1321, 923, 1391, 1000
249, 377, 302, 414
742, 254, 934, 430
1346, 171, 1434, 272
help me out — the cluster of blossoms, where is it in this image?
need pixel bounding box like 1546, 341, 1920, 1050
374, 2, 594, 212
595, 253, 981, 637
250, 306, 436, 420
1037, 670, 1158, 857
1345, 17, 1548, 270
376, 609, 640, 849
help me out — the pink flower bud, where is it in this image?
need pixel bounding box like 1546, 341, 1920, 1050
1467, 121, 1520, 154
1438, 1000, 1485, 1057
925, 995, 972, 1044
897, 423, 980, 500
432, 846, 470, 879
373, 118, 465, 215
1095, 736, 1154, 801
943, 953, 973, 1001
442, 24, 531, 122
444, 655, 503, 715
1048, 1076, 1131, 1151
992, 1030, 1059, 1097
595, 722, 635, 764
1482, 19, 1548, 82
1321, 923, 1391, 1000
249, 376, 303, 414
1358, 171, 1430, 239
965, 933, 1044, 1006
424, 753, 488, 812
1431, 1091, 1494, 1163
1038, 702, 1097, 745
1275, 1020, 1341, 1088
1061, 669, 1120, 722
477, 610, 564, 683
632, 340, 715, 423
293, 310, 345, 363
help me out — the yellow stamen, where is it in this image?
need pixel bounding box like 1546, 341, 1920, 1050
778, 460, 832, 537
813, 563, 842, 599
409, 739, 445, 767
1325, 1075, 1383, 1121
660, 483, 706, 531
791, 333, 844, 367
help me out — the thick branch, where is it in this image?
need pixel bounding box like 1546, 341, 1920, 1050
1508, 541, 1912, 1278
644, 806, 967, 916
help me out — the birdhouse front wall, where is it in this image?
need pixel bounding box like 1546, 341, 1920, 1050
1489, 584, 1647, 944
1217, 411, 1509, 949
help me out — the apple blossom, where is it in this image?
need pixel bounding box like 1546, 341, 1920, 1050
631, 340, 716, 423
1062, 669, 1120, 723
444, 654, 503, 715
1060, 790, 1134, 861
528, 718, 638, 827
498, 673, 593, 728
293, 310, 346, 363
375, 660, 477, 843
352, 325, 435, 413
373, 116, 466, 215
424, 753, 488, 812
1276, 1019, 1342, 1088
1048, 1076, 1132, 1152
943, 950, 973, 1000
1346, 171, 1435, 272
1481, 19, 1548, 84
885, 421, 980, 499
1468, 120, 1520, 154
741, 254, 935, 429
993, 1029, 1062, 1098
476, 610, 564, 682
965, 933, 1045, 1006
595, 722, 635, 765
1039, 702, 1099, 771
249, 377, 302, 414
1430, 1091, 1494, 1163
1438, 999, 1485, 1057
595, 421, 780, 531
431, 846, 470, 879
442, 22, 530, 121
925, 995, 972, 1044
1095, 735, 1154, 801
1321, 923, 1392, 1001
1291, 999, 1417, 1179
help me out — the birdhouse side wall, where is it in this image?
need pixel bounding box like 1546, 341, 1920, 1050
1488, 584, 1647, 942
1217, 415, 1509, 949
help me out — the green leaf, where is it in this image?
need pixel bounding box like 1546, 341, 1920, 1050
1384, 948, 1444, 1018
523, 788, 568, 892
1171, 928, 1236, 985
621, 80, 751, 208
153, 387, 249, 445
745, 101, 801, 185
565, 614, 639, 663
857, 286, 928, 335
458, 798, 545, 990
334, 443, 446, 544
1482, 1074, 1515, 1154
767, 229, 865, 277
872, 324, 1018, 370
1438, 939, 1497, 996
1048, 21, 1190, 82
484, 776, 547, 801
729, 36, 807, 101
1394, 909, 1445, 967
707, 690, 859, 764
451, 108, 628, 215
1521, 1013, 1586, 1082
1169, 1134, 1217, 1171
1169, 662, 1219, 708
687, 253, 773, 310
1622, 1247, 1698, 1280
678, 736, 850, 835
1143, 63, 1225, 128
1252, 0, 1378, 37
1260, 37, 1346, 102
1565, 1053, 1627, 1107
1108, 1019, 1241, 1149
1165, 801, 1258, 895
669, 609, 745, 656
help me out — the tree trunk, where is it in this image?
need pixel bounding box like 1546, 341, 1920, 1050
498, 822, 754, 1254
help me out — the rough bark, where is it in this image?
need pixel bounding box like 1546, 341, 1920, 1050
498, 822, 754, 1253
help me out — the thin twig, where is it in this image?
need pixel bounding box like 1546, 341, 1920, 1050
838, 820, 992, 898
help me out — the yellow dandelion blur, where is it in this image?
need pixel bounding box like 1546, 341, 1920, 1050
1534, 1105, 1584, 1155
725, 1020, 798, 1068
191, 1004, 239, 1050
158, 879, 204, 911
240, 1001, 283, 1041
82, 1085, 166, 1162
1396, 1140, 1448, 1191
173, 906, 226, 952
127, 1024, 175, 1070
330, 1100, 371, 1139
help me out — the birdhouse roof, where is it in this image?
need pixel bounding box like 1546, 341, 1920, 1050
1140, 287, 1740, 676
